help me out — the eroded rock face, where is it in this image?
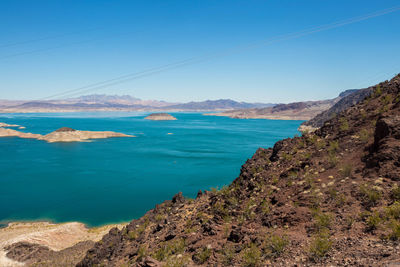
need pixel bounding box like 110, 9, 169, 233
364, 116, 400, 180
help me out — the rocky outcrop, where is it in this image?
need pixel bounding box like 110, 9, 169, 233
0, 127, 41, 139
38, 128, 133, 143
300, 87, 373, 131
78, 74, 400, 266
0, 122, 20, 128
144, 113, 177, 121
0, 127, 133, 142
0, 221, 126, 267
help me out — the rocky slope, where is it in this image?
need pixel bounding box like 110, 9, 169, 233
205, 90, 356, 121
71, 74, 400, 266
299, 87, 374, 132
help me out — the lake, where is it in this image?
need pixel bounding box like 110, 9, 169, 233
0, 112, 302, 226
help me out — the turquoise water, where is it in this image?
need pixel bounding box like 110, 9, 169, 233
0, 112, 302, 227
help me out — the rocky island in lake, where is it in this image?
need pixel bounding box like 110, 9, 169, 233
144, 113, 177, 121
0, 125, 133, 143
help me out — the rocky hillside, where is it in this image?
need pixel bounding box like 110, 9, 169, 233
300, 87, 374, 131
70, 74, 400, 266
206, 90, 356, 121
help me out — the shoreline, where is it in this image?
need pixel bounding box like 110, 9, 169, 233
0, 220, 127, 266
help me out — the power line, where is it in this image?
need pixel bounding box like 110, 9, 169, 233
36, 5, 400, 100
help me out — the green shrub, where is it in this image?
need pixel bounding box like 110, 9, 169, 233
260, 199, 270, 216
194, 247, 211, 264
382, 94, 393, 105
165, 255, 189, 267
388, 220, 400, 241
366, 211, 381, 231
137, 246, 147, 262
241, 243, 261, 267
329, 141, 339, 151
264, 234, 289, 258
309, 231, 332, 260
339, 118, 349, 131
328, 152, 338, 167
385, 202, 400, 220
359, 184, 381, 207
340, 164, 352, 178
391, 185, 400, 201
359, 129, 370, 143
314, 212, 332, 232
153, 239, 185, 261
221, 245, 235, 266
374, 84, 382, 97
128, 230, 138, 240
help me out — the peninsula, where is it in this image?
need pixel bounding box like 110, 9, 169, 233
144, 113, 177, 121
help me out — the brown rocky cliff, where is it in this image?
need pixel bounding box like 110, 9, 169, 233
77, 74, 400, 266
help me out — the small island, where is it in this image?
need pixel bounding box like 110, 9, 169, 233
0, 124, 133, 143
144, 113, 177, 121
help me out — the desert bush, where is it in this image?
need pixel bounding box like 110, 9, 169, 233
340, 164, 352, 178
365, 211, 381, 231
388, 220, 400, 241
165, 255, 189, 267
194, 247, 211, 264
391, 185, 400, 201
309, 231, 331, 260
374, 84, 382, 97
153, 238, 185, 261
314, 212, 332, 232
385, 202, 400, 220
137, 246, 147, 262
382, 94, 393, 105
221, 245, 235, 266
339, 118, 349, 131
241, 243, 261, 267
260, 199, 270, 216
359, 129, 370, 143
359, 184, 382, 208
264, 233, 288, 258
328, 140, 339, 152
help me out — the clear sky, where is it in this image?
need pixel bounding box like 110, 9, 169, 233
0, 0, 399, 103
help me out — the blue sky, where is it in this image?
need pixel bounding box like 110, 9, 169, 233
0, 0, 399, 103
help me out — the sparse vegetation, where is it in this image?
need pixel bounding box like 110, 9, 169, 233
359, 184, 382, 208
359, 128, 370, 143
194, 247, 211, 264
263, 233, 289, 258
365, 211, 381, 231
339, 117, 349, 131
309, 230, 332, 260
153, 238, 186, 261
391, 185, 400, 201
221, 244, 235, 266
241, 243, 261, 267
340, 163, 352, 178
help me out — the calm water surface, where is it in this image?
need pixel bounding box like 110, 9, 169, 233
0, 112, 302, 226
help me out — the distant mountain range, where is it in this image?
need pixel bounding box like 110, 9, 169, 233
205, 89, 359, 120
0, 95, 275, 113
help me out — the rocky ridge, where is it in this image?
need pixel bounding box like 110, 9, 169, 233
205, 90, 357, 121
71, 74, 400, 266
299, 87, 374, 132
